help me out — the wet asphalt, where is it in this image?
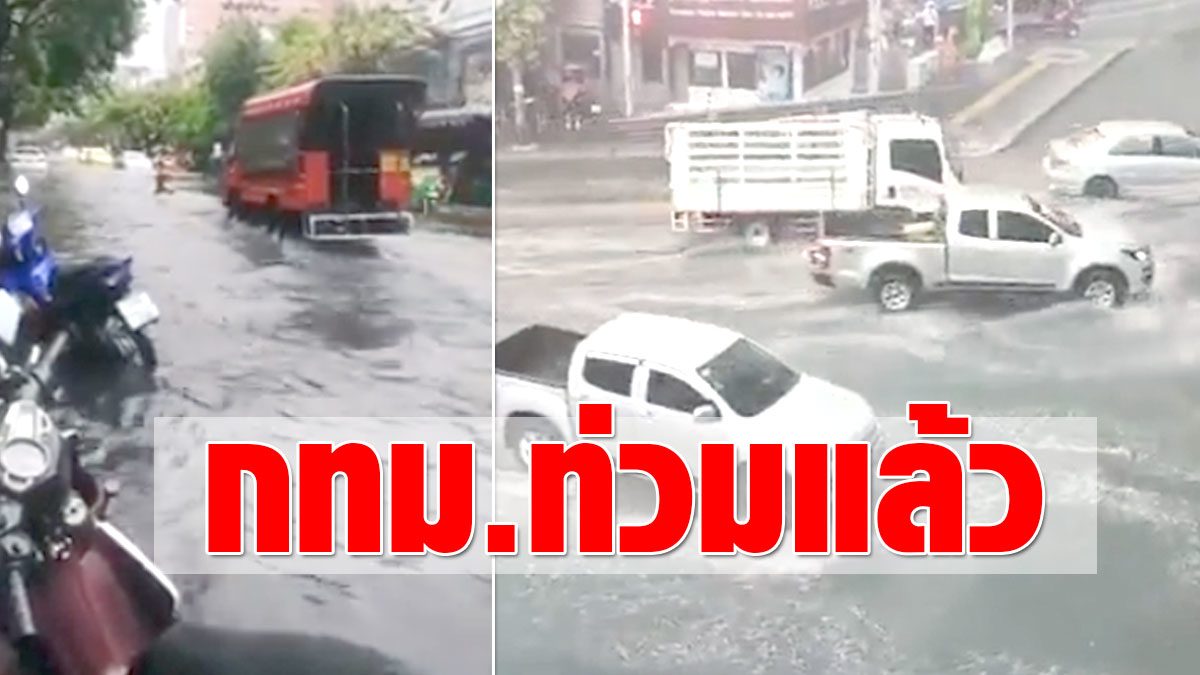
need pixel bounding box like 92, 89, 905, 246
14, 163, 492, 675
495, 30, 1200, 675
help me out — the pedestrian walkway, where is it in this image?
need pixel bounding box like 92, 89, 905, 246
949, 40, 1134, 157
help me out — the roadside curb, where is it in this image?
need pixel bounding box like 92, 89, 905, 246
956, 44, 1135, 159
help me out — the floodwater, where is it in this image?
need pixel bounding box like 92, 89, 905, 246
14, 163, 492, 674
493, 34, 1200, 674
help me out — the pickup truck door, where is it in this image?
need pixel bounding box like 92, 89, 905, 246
572, 352, 646, 451
945, 208, 1004, 284
985, 210, 1068, 287
635, 366, 732, 476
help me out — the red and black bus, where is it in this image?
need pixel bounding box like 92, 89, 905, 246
223, 75, 428, 240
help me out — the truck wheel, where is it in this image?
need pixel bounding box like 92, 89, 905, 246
1077, 269, 1127, 309
873, 270, 920, 312
1084, 176, 1118, 199
506, 416, 563, 470
742, 220, 773, 249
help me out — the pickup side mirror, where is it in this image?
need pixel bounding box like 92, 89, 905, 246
692, 403, 720, 422
1049, 232, 1063, 247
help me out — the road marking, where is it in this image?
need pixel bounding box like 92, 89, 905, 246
1083, 0, 1185, 22
951, 59, 1050, 126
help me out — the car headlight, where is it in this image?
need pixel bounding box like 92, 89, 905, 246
0, 440, 49, 484
1123, 247, 1150, 263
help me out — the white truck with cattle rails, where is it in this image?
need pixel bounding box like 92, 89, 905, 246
805, 186, 1155, 312
665, 110, 963, 248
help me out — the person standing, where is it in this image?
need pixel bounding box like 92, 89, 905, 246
921, 0, 940, 51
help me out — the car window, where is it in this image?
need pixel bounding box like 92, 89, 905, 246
647, 371, 709, 413
1159, 135, 1200, 158
890, 139, 944, 183
1109, 135, 1155, 156
958, 209, 989, 238
581, 357, 635, 396
997, 211, 1054, 243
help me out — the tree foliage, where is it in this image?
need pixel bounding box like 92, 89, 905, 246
0, 0, 141, 151
203, 17, 265, 138
496, 0, 546, 68
262, 5, 433, 88
260, 16, 330, 88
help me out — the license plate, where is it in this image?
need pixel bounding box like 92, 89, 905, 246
115, 291, 159, 330
380, 152, 406, 173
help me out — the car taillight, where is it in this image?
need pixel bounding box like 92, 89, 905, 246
807, 245, 831, 269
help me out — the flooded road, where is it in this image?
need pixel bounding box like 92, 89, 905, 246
494, 34, 1200, 675
19, 163, 492, 675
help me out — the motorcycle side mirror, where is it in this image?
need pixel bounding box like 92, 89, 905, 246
12, 175, 29, 197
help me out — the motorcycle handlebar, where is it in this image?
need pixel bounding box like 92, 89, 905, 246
6, 567, 35, 641
18, 331, 69, 401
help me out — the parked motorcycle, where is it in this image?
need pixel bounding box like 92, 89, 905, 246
1, 176, 159, 391
563, 94, 603, 132
0, 292, 179, 674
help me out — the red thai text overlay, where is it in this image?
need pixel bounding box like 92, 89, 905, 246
204, 402, 1045, 558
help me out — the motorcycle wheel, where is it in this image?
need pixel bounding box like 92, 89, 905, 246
108, 319, 157, 374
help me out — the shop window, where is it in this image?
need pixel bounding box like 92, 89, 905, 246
691, 51, 722, 87
727, 52, 757, 90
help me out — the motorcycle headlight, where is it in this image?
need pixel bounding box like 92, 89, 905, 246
0, 401, 61, 493
0, 440, 48, 482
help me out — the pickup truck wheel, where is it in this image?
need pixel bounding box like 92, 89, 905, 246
1084, 176, 1118, 199
1078, 270, 1127, 309
507, 416, 563, 470
742, 221, 772, 249
874, 272, 919, 312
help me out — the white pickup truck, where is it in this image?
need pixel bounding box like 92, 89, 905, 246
666, 110, 962, 248
496, 312, 881, 475
805, 186, 1154, 312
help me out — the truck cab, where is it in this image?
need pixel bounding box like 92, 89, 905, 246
869, 113, 961, 215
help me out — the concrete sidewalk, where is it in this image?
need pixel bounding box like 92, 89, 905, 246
497, 40, 1137, 205
949, 40, 1135, 158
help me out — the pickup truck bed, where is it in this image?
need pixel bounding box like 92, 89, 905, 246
495, 324, 584, 387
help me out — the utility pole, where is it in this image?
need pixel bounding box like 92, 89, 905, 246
1006, 0, 1014, 50
620, 0, 634, 117
867, 0, 882, 94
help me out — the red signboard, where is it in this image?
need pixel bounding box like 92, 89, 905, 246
664, 0, 808, 43
663, 0, 865, 43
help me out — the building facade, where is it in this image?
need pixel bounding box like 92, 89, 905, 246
565, 0, 866, 114
661, 0, 865, 109
179, 0, 337, 68
115, 0, 187, 87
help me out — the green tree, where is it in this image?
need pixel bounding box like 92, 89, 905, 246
329, 4, 431, 73
261, 16, 330, 88
204, 17, 265, 139
0, 0, 141, 155
262, 5, 433, 88
496, 0, 546, 135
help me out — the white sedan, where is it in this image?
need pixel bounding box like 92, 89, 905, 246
1042, 120, 1200, 199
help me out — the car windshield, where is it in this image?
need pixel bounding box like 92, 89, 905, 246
1066, 127, 1104, 148
1027, 196, 1082, 237
697, 338, 800, 417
